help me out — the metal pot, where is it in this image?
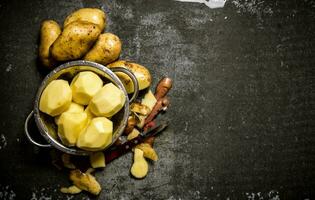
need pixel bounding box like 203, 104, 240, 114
24, 60, 139, 156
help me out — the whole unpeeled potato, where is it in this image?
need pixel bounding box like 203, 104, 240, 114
84, 33, 122, 65
39, 20, 61, 68
107, 60, 152, 93
51, 21, 101, 61
64, 8, 106, 31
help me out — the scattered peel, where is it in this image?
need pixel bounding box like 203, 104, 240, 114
135, 114, 146, 129
124, 116, 137, 135
127, 128, 140, 141
131, 103, 151, 116
60, 185, 82, 194
69, 169, 101, 195
136, 143, 158, 161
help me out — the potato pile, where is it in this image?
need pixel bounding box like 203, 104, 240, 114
38, 8, 160, 196
39, 71, 126, 150
39, 8, 151, 95
39, 8, 115, 65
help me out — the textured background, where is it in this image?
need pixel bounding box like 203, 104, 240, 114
0, 0, 314, 199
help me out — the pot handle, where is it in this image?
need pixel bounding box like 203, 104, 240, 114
110, 67, 139, 103
24, 111, 51, 148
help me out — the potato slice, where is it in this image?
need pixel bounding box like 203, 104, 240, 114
39, 80, 72, 117
70, 71, 103, 105
141, 90, 157, 111
90, 152, 106, 168
89, 83, 125, 117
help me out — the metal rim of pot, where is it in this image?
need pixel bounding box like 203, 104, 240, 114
24, 60, 139, 156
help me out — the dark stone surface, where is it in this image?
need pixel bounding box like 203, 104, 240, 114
0, 0, 314, 199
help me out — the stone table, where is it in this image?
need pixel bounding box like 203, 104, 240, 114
0, 0, 314, 199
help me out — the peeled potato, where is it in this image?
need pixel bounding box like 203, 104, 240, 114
39, 20, 61, 68
84, 33, 122, 65
58, 112, 88, 146
84, 106, 96, 124
70, 71, 103, 105
107, 60, 151, 93
39, 80, 72, 117
77, 117, 113, 151
55, 102, 84, 125
69, 169, 101, 195
64, 8, 106, 31
89, 83, 125, 117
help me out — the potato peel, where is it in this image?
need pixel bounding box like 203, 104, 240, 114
60, 185, 82, 194
136, 143, 158, 161
69, 169, 101, 195
127, 128, 140, 141
131, 103, 151, 116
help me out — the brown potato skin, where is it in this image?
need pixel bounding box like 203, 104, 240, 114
51, 21, 101, 61
69, 169, 101, 195
39, 20, 61, 68
107, 60, 152, 93
64, 8, 106, 31
84, 33, 122, 65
